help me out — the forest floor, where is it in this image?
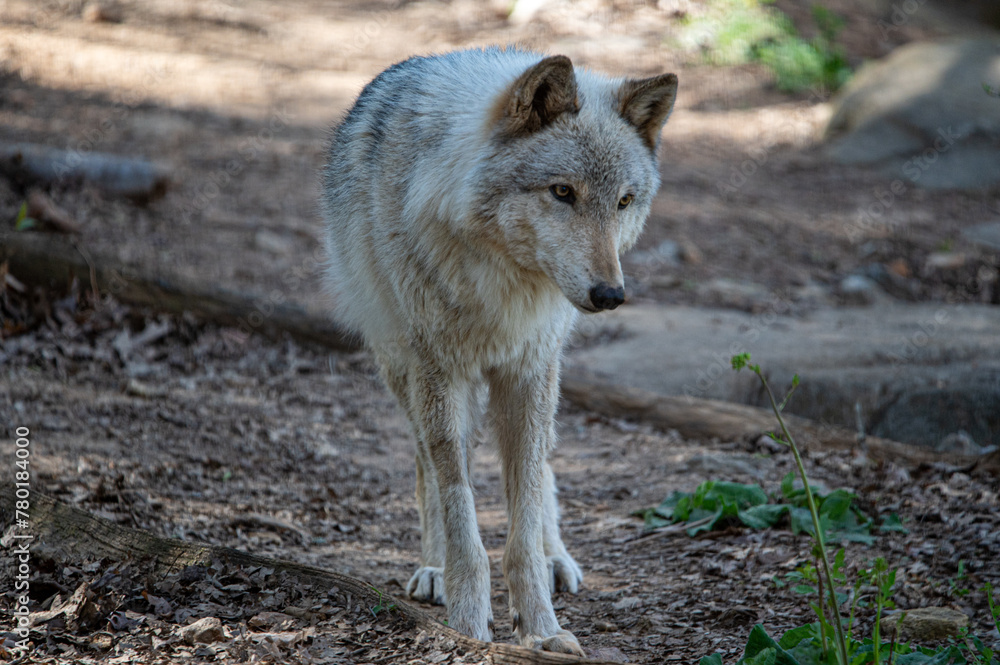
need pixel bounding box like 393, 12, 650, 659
1, 1, 998, 663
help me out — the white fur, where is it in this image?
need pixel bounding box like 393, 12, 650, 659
322, 47, 676, 654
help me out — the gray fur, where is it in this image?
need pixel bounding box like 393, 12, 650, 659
322, 46, 677, 653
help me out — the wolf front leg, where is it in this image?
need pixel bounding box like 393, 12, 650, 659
542, 462, 583, 594
408, 446, 448, 604
410, 368, 493, 641
379, 359, 449, 606
489, 362, 584, 656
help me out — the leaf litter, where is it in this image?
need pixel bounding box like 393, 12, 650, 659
0, 289, 997, 663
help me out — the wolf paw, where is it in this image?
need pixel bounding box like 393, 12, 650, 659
547, 553, 583, 594
406, 566, 446, 605
448, 607, 495, 643
524, 629, 585, 655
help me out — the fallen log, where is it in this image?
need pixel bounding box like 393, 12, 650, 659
3, 232, 995, 474
0, 231, 359, 352
560, 369, 999, 473
0, 486, 619, 665
0, 142, 169, 203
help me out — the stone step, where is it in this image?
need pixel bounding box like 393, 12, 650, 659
567, 303, 1000, 451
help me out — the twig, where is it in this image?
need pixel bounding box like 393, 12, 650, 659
27, 190, 82, 235
627, 516, 716, 546
231, 513, 311, 543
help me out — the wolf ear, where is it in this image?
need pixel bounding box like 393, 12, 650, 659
618, 73, 678, 152
498, 55, 579, 137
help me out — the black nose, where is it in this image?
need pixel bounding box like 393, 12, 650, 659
589, 283, 625, 311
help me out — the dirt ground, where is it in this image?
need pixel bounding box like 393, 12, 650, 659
1, 1, 1000, 663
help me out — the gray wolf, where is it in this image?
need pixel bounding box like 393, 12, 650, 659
322, 47, 677, 654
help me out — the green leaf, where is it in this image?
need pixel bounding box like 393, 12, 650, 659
655, 490, 691, 521
895, 647, 965, 665
830, 528, 876, 546
817, 489, 856, 521
736, 625, 801, 665
777, 624, 817, 650
639, 508, 672, 530
878, 512, 908, 533
740, 503, 789, 529
732, 353, 751, 371
788, 636, 829, 665
781, 472, 795, 500
14, 202, 37, 231
744, 648, 777, 665
701, 654, 725, 665
789, 506, 815, 535
699, 481, 768, 508
687, 507, 724, 536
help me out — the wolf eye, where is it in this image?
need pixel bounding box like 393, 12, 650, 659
618, 193, 634, 210
550, 184, 575, 204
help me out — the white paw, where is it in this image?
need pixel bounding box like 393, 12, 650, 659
406, 566, 446, 605
523, 629, 585, 655
547, 553, 583, 594
448, 606, 495, 642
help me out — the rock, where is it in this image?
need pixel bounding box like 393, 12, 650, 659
698, 278, 772, 309
925, 252, 967, 271
838, 274, 883, 305
935, 430, 992, 457
872, 384, 1000, 452
566, 303, 1000, 448
679, 239, 703, 265
887, 258, 911, 279
653, 239, 681, 265
631, 239, 680, 270
863, 263, 919, 300
180, 617, 225, 645
254, 229, 295, 257
612, 596, 642, 611
791, 281, 834, 307
962, 222, 1000, 252
248, 612, 293, 630
825, 38, 1000, 189
881, 607, 968, 641
82, 2, 123, 23
684, 452, 770, 479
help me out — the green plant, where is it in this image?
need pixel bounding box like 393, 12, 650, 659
950, 561, 971, 598
696, 355, 998, 665
988, 582, 999, 635
862, 558, 896, 665
14, 201, 36, 231
369, 586, 397, 618
678, 0, 791, 66
677, 1, 852, 93
732, 353, 849, 665
636, 474, 894, 544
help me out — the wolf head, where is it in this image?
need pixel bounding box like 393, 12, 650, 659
476, 55, 677, 313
